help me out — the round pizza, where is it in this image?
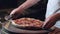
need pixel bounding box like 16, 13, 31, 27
12, 18, 43, 28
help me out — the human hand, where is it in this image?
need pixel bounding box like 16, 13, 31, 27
10, 8, 24, 19
10, 8, 23, 15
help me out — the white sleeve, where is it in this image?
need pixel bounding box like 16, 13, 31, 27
46, 0, 60, 18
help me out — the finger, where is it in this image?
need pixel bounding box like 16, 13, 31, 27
10, 10, 16, 15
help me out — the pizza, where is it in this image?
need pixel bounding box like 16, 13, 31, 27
12, 18, 43, 28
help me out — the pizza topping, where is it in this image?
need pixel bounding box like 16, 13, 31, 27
13, 18, 43, 28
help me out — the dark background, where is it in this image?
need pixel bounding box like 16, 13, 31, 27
0, 0, 26, 9
0, 0, 18, 9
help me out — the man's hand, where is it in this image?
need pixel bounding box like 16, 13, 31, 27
43, 12, 60, 29
10, 8, 24, 19
10, 8, 23, 15
10, 0, 40, 18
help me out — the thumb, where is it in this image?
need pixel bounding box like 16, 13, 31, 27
10, 9, 16, 15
